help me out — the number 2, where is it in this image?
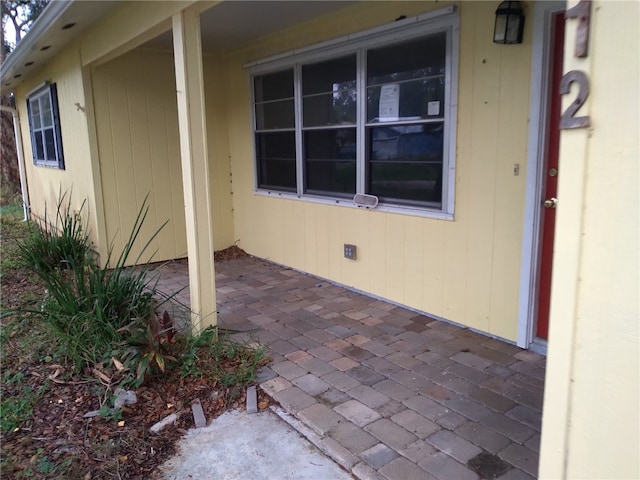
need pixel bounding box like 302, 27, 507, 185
559, 70, 590, 129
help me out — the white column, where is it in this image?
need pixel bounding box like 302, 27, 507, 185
172, 9, 217, 332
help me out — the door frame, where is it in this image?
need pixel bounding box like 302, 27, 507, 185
517, 0, 565, 352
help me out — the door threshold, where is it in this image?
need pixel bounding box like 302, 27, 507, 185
529, 338, 548, 356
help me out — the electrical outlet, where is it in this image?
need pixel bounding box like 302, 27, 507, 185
344, 244, 357, 260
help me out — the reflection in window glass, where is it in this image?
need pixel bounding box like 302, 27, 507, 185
367, 32, 446, 86
367, 123, 444, 205
304, 129, 356, 195
302, 55, 356, 95
303, 91, 357, 127
254, 70, 294, 102
255, 100, 295, 130
256, 131, 296, 190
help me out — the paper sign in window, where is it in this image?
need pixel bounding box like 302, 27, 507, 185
428, 101, 440, 116
379, 84, 399, 122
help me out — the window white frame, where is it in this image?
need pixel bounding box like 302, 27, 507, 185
248, 6, 459, 219
27, 83, 64, 169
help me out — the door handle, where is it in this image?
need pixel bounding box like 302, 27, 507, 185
543, 197, 558, 209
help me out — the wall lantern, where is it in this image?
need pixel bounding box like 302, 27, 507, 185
493, 1, 525, 44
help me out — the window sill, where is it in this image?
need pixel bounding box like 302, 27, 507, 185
33, 161, 64, 170
254, 189, 454, 221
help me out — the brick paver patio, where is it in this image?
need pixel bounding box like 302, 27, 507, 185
154, 257, 545, 480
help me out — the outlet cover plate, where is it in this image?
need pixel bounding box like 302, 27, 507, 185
344, 244, 357, 260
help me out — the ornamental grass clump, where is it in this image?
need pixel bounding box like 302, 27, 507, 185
17, 194, 164, 370
18, 191, 92, 273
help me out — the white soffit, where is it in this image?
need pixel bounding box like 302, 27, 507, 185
1, 1, 115, 90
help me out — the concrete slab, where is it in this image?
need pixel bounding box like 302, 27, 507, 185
158, 409, 353, 480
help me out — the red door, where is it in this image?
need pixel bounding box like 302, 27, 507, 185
536, 12, 565, 340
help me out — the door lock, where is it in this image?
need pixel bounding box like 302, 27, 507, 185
543, 197, 558, 209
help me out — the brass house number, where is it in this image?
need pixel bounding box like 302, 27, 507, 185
560, 0, 592, 130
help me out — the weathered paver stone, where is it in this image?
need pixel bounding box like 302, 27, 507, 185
260, 377, 292, 396
481, 413, 536, 444
398, 439, 437, 463
360, 443, 398, 469
271, 360, 306, 380
365, 418, 418, 450
499, 444, 539, 477
373, 379, 415, 402
323, 370, 362, 392
272, 387, 316, 414
403, 395, 449, 421
246, 386, 258, 414
497, 468, 535, 480
191, 398, 206, 428
335, 400, 381, 427
505, 405, 542, 431
391, 409, 439, 438
298, 403, 345, 435
455, 422, 512, 454
443, 396, 492, 422
348, 385, 391, 409
470, 388, 517, 413
419, 451, 479, 480
425, 430, 482, 464
380, 457, 434, 480
353, 461, 386, 480
329, 422, 378, 454
292, 374, 331, 396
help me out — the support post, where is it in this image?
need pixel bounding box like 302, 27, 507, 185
172, 9, 217, 332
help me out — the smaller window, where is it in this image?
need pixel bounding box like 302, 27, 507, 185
27, 83, 64, 169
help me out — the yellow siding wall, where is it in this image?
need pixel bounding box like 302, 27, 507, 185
91, 47, 187, 264
15, 40, 98, 243
539, 1, 640, 478
224, 1, 532, 341
203, 54, 235, 250
91, 47, 235, 265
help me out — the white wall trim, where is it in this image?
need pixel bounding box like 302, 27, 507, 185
517, 1, 565, 349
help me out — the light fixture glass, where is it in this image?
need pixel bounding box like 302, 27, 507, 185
494, 1, 525, 44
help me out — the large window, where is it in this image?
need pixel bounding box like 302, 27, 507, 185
252, 12, 457, 214
27, 83, 64, 169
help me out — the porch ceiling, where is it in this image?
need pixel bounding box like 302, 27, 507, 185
150, 1, 358, 51
1, 1, 357, 89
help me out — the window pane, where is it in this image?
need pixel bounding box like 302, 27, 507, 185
367, 32, 446, 85
302, 55, 356, 95
369, 162, 442, 204
255, 99, 295, 130
369, 123, 443, 162
44, 128, 56, 161
367, 123, 444, 205
256, 132, 296, 190
305, 128, 356, 160
41, 93, 53, 127
34, 132, 45, 160
304, 128, 355, 195
31, 99, 41, 129
306, 160, 356, 195
367, 77, 445, 122
303, 90, 356, 127
254, 70, 294, 102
